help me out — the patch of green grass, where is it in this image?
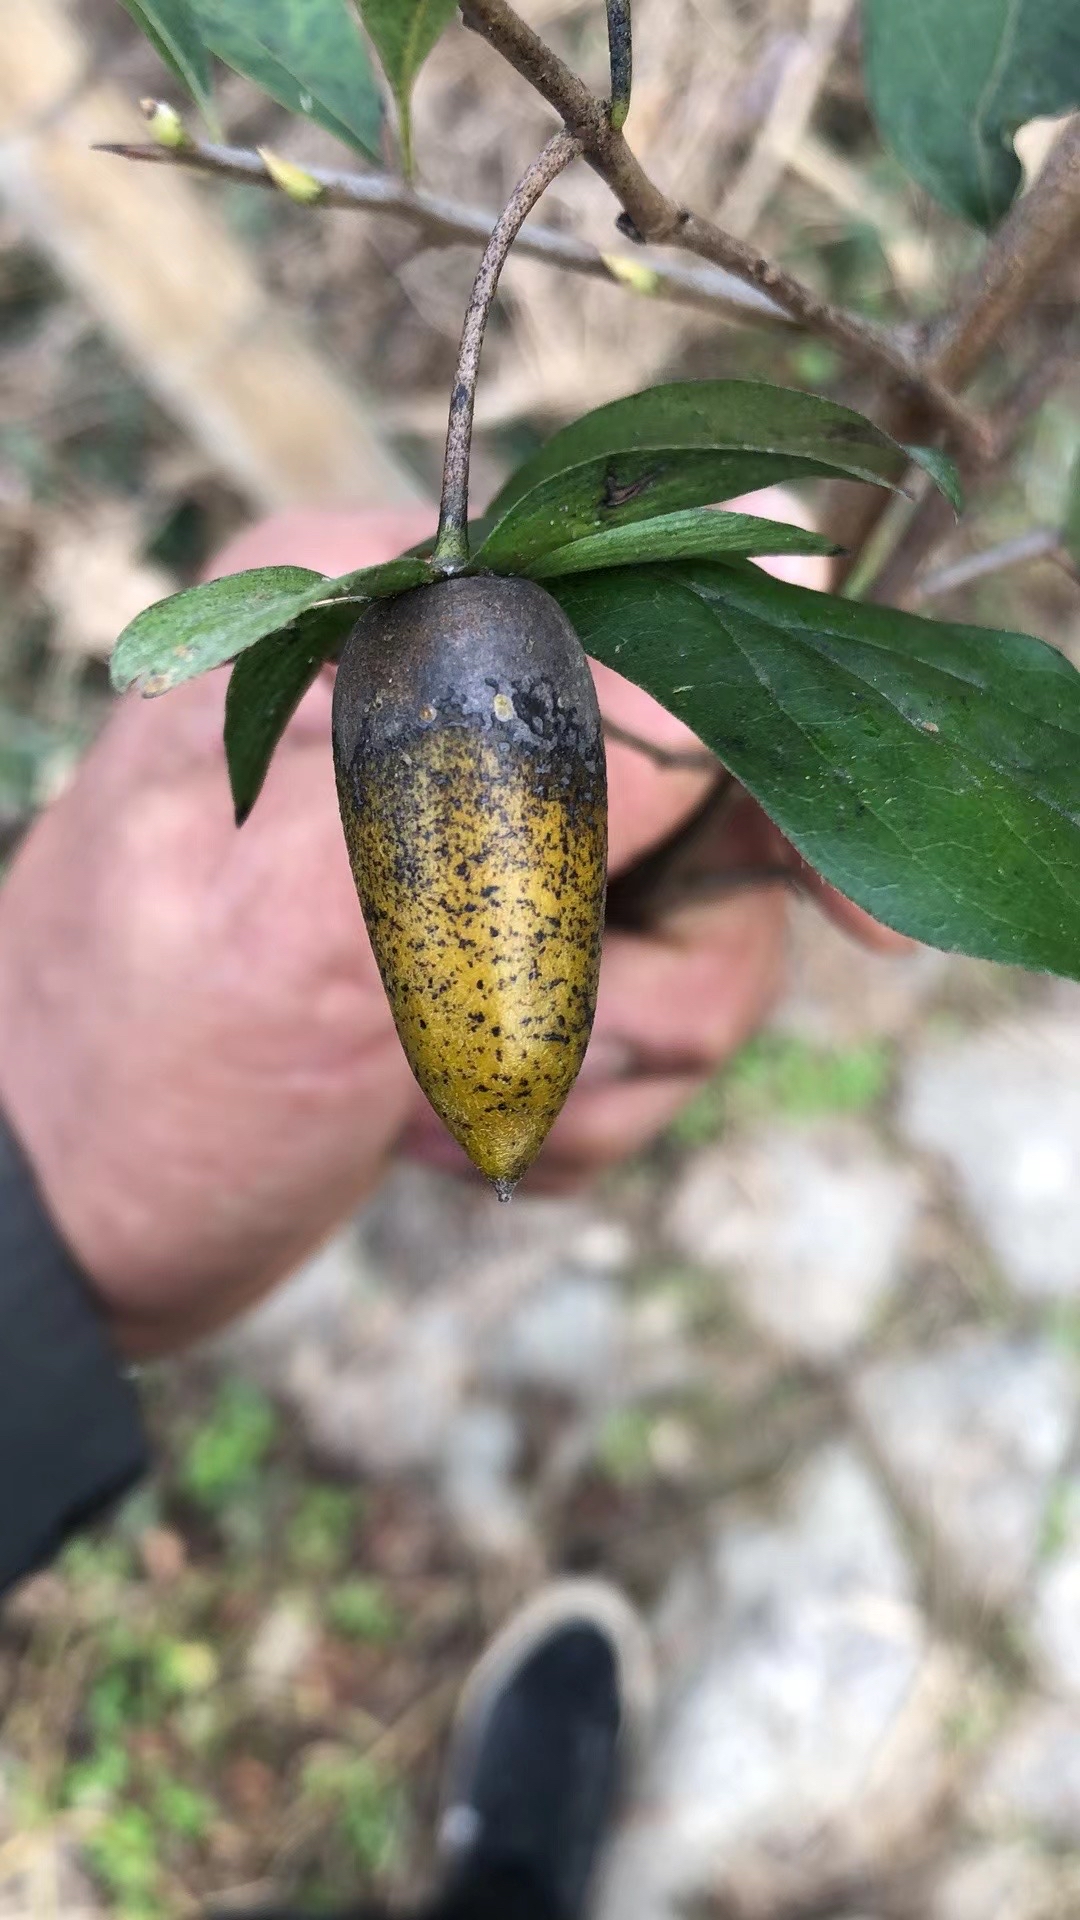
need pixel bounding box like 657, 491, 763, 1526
287, 1486, 362, 1577
1039, 1479, 1078, 1563
150, 1770, 214, 1842
84, 1805, 163, 1917
668, 1034, 894, 1147
64, 1742, 131, 1812
1048, 1301, 1080, 1361
595, 1407, 655, 1487
81, 1622, 217, 1766
178, 1379, 278, 1514
302, 1752, 403, 1877
59, 1534, 134, 1588
325, 1579, 399, 1643
86, 1630, 145, 1742
152, 1637, 219, 1700
789, 341, 840, 388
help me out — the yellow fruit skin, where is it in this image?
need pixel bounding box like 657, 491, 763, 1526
332, 575, 607, 1190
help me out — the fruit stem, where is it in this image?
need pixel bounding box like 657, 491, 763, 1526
432, 128, 581, 577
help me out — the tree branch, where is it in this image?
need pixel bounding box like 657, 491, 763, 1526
94, 137, 790, 328
912, 527, 1067, 602
925, 118, 1080, 391
833, 116, 1080, 600
602, 718, 716, 770
459, 0, 990, 458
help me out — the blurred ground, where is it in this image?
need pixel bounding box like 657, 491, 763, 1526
2, 2, 1080, 1917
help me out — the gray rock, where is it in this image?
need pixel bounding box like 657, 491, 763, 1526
928, 1843, 1077, 1920
1029, 1474, 1080, 1702
213, 1227, 375, 1367
968, 1699, 1080, 1845
0, 1837, 103, 1918
597, 1444, 976, 1920
666, 1122, 923, 1362
778, 895, 950, 1046
362, 1163, 632, 1294
441, 1401, 532, 1564
493, 1271, 621, 1397
244, 1597, 317, 1704
900, 1016, 1080, 1298
221, 1177, 633, 1486
854, 1330, 1077, 1609
283, 1295, 469, 1476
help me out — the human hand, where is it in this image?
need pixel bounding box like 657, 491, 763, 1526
0, 498, 902, 1355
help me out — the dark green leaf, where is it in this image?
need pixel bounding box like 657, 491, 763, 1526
193, 0, 383, 158
864, 0, 1080, 228
906, 445, 963, 515
523, 507, 839, 581
117, 0, 215, 122
112, 566, 324, 695
110, 554, 429, 694
479, 381, 935, 570
359, 0, 458, 176
553, 561, 1080, 980
225, 602, 356, 824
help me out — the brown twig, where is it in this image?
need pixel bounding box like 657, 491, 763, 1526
925, 118, 1080, 391
459, 0, 989, 459
835, 116, 1080, 600
605, 773, 804, 933
717, 0, 855, 241
990, 322, 1080, 454
433, 129, 581, 572
912, 527, 1065, 603
93, 137, 790, 327
602, 717, 717, 770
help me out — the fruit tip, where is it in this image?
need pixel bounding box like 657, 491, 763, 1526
492, 1176, 518, 1203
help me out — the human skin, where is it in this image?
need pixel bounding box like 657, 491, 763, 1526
0, 495, 905, 1356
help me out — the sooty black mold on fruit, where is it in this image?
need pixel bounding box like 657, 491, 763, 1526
332, 574, 607, 1192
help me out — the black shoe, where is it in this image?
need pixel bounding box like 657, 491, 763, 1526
434, 1580, 654, 1920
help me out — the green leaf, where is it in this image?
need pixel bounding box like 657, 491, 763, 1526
110, 554, 429, 695
192, 0, 383, 158
224, 602, 355, 823
553, 561, 1080, 980
907, 445, 963, 515
479, 381, 936, 570
112, 566, 324, 695
522, 507, 839, 581
359, 0, 458, 176
117, 0, 215, 123
864, 0, 1080, 229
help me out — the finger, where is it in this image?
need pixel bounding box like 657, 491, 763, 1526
725, 485, 835, 591
600, 487, 834, 873
401, 883, 788, 1185
690, 785, 914, 956
206, 506, 436, 581
597, 660, 717, 874
794, 864, 916, 953
536, 884, 789, 1178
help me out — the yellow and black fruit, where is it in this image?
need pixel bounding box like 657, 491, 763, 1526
332, 575, 607, 1195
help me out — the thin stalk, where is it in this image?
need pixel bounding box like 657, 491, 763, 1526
833, 116, 1080, 598
460, 0, 990, 460
606, 0, 632, 130
96, 136, 788, 326
432, 129, 581, 575
913, 527, 1067, 602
